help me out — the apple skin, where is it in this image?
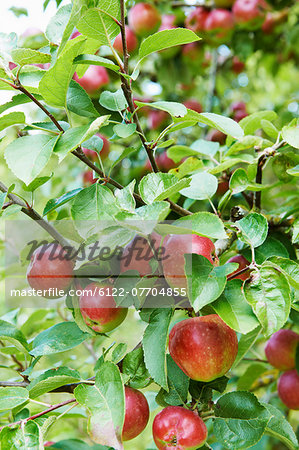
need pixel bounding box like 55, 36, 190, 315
278, 370, 299, 410
232, 56, 245, 74
70, 30, 81, 39
183, 100, 203, 114
162, 235, 219, 290
122, 386, 150, 441
232, 0, 268, 29
227, 255, 251, 281
113, 26, 138, 55
216, 179, 229, 196
128, 3, 161, 37
83, 170, 97, 186
185, 7, 209, 33
83, 134, 110, 161
79, 282, 127, 333
265, 329, 299, 370
73, 65, 109, 96
207, 129, 227, 145
231, 101, 248, 122
27, 244, 74, 299
44, 443, 55, 447
153, 406, 208, 449
120, 233, 162, 277
205, 9, 235, 41
158, 152, 176, 172
169, 315, 238, 382
148, 110, 169, 130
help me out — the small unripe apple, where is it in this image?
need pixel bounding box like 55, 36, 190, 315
232, 56, 245, 74
73, 65, 109, 96
79, 282, 127, 333
205, 9, 234, 41
227, 255, 251, 281
120, 233, 162, 277
122, 386, 150, 441
169, 314, 238, 381
128, 3, 161, 37
185, 7, 209, 33
207, 129, 227, 145
265, 329, 299, 370
113, 26, 138, 55
153, 406, 208, 449
183, 99, 203, 114
233, 0, 268, 29
278, 370, 299, 410
162, 235, 219, 290
27, 243, 74, 299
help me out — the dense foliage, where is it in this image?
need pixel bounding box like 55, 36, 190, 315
0, 0, 298, 448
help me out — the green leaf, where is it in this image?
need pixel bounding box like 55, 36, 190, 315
115, 180, 136, 212
264, 403, 298, 450
110, 148, 137, 172
216, 391, 266, 419
240, 111, 277, 135
138, 28, 200, 60
135, 101, 187, 118
174, 212, 227, 239
22, 175, 53, 193
5, 134, 59, 185
199, 113, 244, 139
113, 123, 136, 138
0, 320, 29, 353
226, 135, 265, 156
67, 80, 99, 118
0, 421, 42, 449
54, 116, 109, 162
0, 387, 29, 411
186, 255, 228, 311
213, 280, 259, 334
31, 322, 89, 357
43, 188, 82, 216
0, 32, 18, 64
28, 367, 81, 398
116, 202, 170, 235
74, 361, 124, 449
159, 355, 189, 406
287, 164, 299, 176
77, 2, 121, 45
282, 124, 299, 149
166, 145, 199, 163
237, 363, 268, 391
39, 35, 86, 108
45, 3, 72, 45
190, 139, 220, 157
233, 326, 261, 367
236, 213, 268, 248
74, 54, 119, 72
180, 172, 218, 200
247, 237, 289, 265
142, 309, 173, 390
260, 119, 279, 139
229, 168, 266, 194
244, 265, 291, 336
0, 111, 25, 132
122, 347, 151, 389
99, 89, 128, 112
209, 157, 251, 175
139, 173, 190, 204
11, 48, 51, 66
9, 6, 28, 17
0, 192, 6, 210
267, 256, 299, 289
0, 93, 41, 115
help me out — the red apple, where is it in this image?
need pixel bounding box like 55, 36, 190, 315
157, 152, 176, 172
27, 243, 74, 299
148, 110, 169, 130
262, 10, 288, 34
185, 7, 209, 33
278, 370, 299, 410
265, 329, 299, 370
233, 0, 268, 29
216, 179, 229, 196
227, 255, 251, 281
169, 315, 238, 381
204, 9, 234, 41
122, 386, 150, 441
231, 101, 248, 122
207, 129, 227, 145
183, 99, 203, 114
113, 26, 138, 56
153, 406, 208, 449
70, 30, 81, 39
159, 14, 177, 31
128, 3, 161, 37
73, 65, 109, 96
9, 62, 17, 70
79, 282, 127, 333
232, 56, 245, 74
44, 443, 55, 447
162, 235, 219, 290
83, 170, 97, 186
120, 233, 163, 277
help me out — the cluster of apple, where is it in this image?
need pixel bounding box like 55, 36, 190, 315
265, 329, 299, 410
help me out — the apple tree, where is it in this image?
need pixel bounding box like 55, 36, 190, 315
0, 0, 298, 448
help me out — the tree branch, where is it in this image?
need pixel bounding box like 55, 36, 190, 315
0, 181, 70, 248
